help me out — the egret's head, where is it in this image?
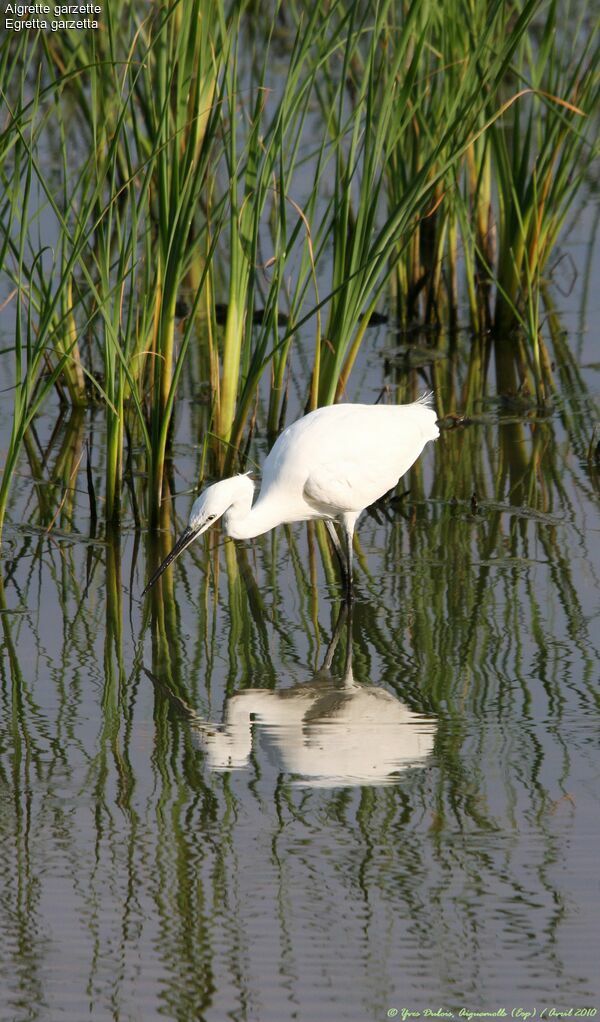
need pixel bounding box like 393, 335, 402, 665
188, 475, 253, 532
142, 475, 254, 595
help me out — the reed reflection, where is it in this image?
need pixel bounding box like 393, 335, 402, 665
149, 608, 436, 787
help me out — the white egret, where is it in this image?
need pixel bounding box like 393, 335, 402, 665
142, 394, 439, 598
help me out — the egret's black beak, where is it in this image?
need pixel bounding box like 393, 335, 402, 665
142, 526, 199, 596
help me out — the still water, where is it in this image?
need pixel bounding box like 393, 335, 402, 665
0, 358, 598, 1019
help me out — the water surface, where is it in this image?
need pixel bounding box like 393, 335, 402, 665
1, 354, 598, 1020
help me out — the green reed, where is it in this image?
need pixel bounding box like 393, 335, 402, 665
0, 64, 90, 532
490, 6, 598, 385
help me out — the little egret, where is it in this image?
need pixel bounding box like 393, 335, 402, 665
142, 394, 439, 598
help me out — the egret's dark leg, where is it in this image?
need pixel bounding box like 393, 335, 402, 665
341, 513, 359, 603
325, 520, 349, 586
342, 523, 354, 602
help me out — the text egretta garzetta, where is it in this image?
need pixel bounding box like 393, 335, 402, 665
142, 394, 439, 599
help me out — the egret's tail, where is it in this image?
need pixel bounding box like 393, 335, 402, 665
412, 392, 439, 442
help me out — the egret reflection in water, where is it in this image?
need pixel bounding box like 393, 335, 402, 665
148, 610, 436, 787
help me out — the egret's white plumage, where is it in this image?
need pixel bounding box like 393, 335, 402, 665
143, 395, 439, 597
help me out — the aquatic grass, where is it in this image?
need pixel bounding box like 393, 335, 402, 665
141, 0, 224, 518
491, 1, 599, 335
304, 0, 548, 405
449, 0, 600, 398
0, 33, 149, 526
0, 75, 94, 533
34, 0, 226, 522
214, 0, 343, 461
0, 0, 597, 537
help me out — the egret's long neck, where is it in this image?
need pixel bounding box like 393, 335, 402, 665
223, 481, 288, 541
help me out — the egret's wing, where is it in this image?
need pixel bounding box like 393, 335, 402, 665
262, 401, 438, 517
303, 459, 395, 514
